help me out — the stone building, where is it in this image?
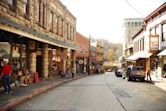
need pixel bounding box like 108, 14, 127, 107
75, 32, 89, 74
90, 41, 104, 73
123, 18, 143, 58
0, 0, 78, 79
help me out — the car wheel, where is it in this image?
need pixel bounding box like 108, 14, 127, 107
140, 78, 145, 82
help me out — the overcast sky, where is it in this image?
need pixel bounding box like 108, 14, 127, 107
60, 0, 166, 43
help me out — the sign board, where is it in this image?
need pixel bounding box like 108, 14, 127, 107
149, 34, 159, 51
0, 42, 10, 58
79, 60, 84, 64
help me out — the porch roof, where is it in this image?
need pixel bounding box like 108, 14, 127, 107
126, 51, 152, 61
0, 17, 80, 50
157, 49, 166, 56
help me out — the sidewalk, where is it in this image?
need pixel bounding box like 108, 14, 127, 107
151, 75, 166, 92
0, 74, 88, 111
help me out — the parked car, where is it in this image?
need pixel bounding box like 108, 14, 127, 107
107, 69, 112, 72
126, 66, 145, 81
115, 69, 123, 77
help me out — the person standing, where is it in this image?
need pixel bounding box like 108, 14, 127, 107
0, 60, 12, 94
146, 66, 152, 82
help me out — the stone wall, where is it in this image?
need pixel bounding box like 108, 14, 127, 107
0, 0, 76, 45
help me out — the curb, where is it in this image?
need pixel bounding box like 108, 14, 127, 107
0, 76, 86, 111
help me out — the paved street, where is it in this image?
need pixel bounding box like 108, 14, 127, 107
13, 72, 166, 111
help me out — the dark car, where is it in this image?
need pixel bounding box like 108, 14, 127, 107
126, 66, 145, 81
115, 69, 123, 77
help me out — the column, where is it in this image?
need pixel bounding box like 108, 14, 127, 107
62, 48, 67, 72
158, 56, 163, 79
43, 44, 49, 79
72, 50, 76, 74
30, 52, 36, 73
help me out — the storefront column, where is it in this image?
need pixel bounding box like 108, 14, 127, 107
43, 44, 49, 79
30, 52, 36, 73
72, 50, 76, 73
63, 48, 67, 72
158, 56, 163, 78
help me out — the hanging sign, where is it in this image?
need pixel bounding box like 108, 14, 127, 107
149, 34, 159, 52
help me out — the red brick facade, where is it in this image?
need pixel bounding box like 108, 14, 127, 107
76, 32, 89, 58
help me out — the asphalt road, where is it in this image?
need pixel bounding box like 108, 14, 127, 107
13, 72, 166, 111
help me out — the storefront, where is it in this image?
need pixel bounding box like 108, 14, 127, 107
158, 49, 166, 78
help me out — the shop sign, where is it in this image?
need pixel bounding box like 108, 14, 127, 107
79, 60, 84, 64
29, 41, 36, 51
12, 45, 20, 58
0, 42, 10, 58
149, 34, 159, 51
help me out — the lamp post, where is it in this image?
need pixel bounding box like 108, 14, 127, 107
88, 35, 91, 75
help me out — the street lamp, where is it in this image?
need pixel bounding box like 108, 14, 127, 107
88, 35, 91, 75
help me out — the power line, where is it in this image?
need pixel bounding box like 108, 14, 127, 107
124, 0, 144, 17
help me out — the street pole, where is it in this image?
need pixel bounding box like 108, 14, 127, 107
88, 35, 91, 75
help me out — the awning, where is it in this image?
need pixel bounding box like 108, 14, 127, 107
157, 49, 166, 56
126, 51, 152, 61
126, 54, 139, 61
137, 51, 152, 58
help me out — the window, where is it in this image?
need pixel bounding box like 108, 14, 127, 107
49, 11, 53, 31
155, 26, 160, 35
36, 1, 40, 23
54, 14, 57, 34
162, 24, 166, 41
7, 0, 16, 11
67, 23, 69, 39
43, 4, 46, 28
7, 0, 14, 6
23, 0, 29, 15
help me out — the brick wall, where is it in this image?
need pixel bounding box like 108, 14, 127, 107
76, 32, 89, 57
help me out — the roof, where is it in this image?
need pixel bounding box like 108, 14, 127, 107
144, 2, 166, 24
132, 27, 144, 40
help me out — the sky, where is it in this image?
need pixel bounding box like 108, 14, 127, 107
60, 0, 166, 43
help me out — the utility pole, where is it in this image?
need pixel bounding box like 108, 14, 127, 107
88, 35, 91, 75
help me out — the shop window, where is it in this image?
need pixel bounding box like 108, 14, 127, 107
162, 24, 166, 41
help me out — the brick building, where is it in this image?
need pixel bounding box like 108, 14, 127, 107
75, 32, 89, 74
90, 41, 104, 73
0, 0, 78, 79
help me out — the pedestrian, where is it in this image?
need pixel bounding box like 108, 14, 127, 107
71, 68, 75, 78
0, 59, 12, 94
146, 66, 152, 82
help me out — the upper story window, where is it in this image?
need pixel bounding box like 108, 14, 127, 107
7, 0, 14, 5
54, 14, 57, 34
162, 23, 166, 42
155, 26, 160, 35
7, 0, 16, 11
49, 11, 53, 31
23, 0, 29, 15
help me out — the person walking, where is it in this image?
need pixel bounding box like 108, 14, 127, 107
71, 68, 75, 78
0, 60, 12, 94
146, 66, 152, 82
